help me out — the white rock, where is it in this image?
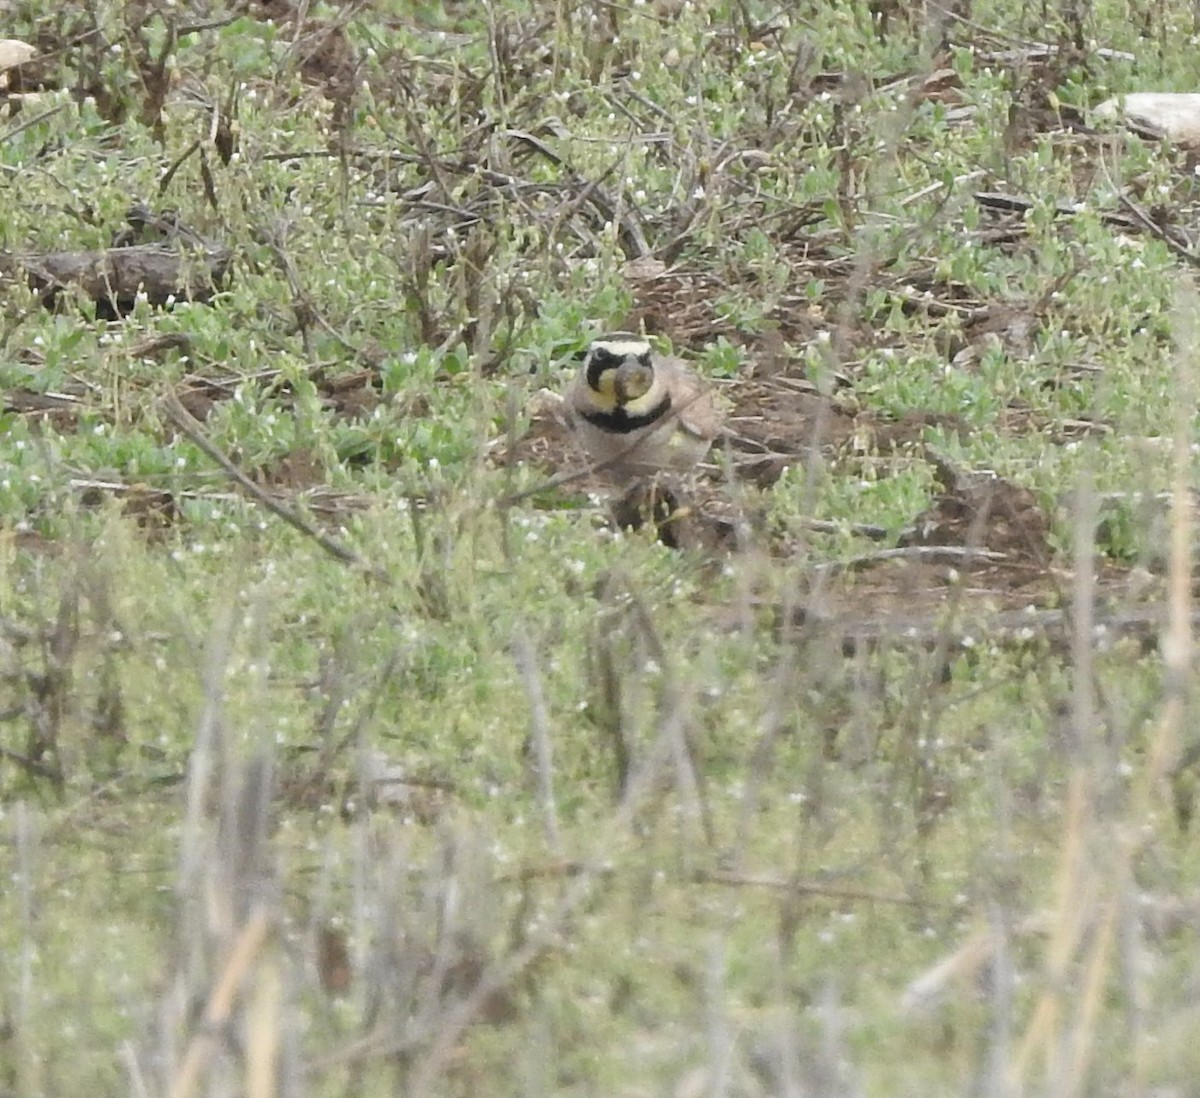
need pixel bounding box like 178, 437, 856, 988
1095, 92, 1200, 146
0, 39, 35, 71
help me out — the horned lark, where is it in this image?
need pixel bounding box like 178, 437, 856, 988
568, 334, 722, 479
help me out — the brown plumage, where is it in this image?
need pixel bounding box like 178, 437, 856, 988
567, 334, 722, 479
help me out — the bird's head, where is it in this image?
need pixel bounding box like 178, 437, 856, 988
582, 334, 655, 406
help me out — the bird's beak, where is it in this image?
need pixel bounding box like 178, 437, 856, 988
614, 360, 654, 402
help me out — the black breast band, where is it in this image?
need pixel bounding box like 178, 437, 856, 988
581, 397, 671, 434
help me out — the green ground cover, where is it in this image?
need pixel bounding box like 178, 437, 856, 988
3, 0, 1200, 1094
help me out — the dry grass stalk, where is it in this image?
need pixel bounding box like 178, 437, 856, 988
168, 908, 274, 1098
1010, 284, 1198, 1093
512, 626, 561, 853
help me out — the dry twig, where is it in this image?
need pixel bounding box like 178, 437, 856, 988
159, 391, 370, 573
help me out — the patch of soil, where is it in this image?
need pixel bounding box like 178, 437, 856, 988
76, 481, 179, 533
787, 452, 1069, 626
245, 0, 359, 102
317, 369, 384, 420
722, 375, 860, 486
255, 446, 327, 492
902, 451, 1053, 566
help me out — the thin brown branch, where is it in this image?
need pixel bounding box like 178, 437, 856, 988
159, 391, 369, 572
695, 869, 918, 907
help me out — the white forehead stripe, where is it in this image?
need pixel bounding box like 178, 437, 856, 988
590, 338, 651, 358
